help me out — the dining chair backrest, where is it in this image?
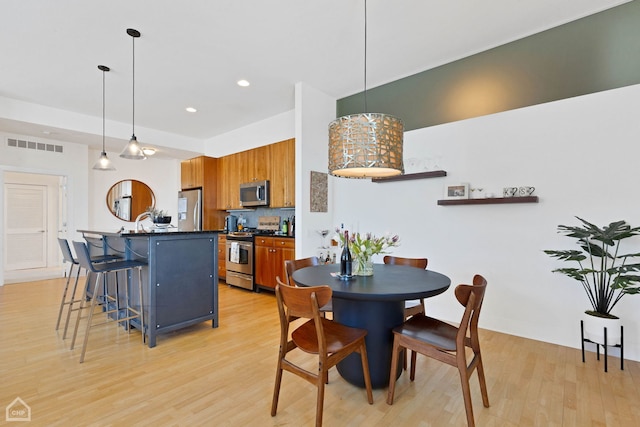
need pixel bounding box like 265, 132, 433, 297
277, 277, 331, 320
58, 238, 77, 265
284, 256, 319, 286
455, 274, 487, 344
72, 241, 99, 273
84, 236, 106, 257
383, 255, 428, 270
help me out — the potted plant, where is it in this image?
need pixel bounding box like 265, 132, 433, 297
544, 217, 640, 345
334, 228, 400, 276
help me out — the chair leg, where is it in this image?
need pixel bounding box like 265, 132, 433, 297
359, 343, 374, 404
55, 263, 75, 330
458, 362, 476, 427
62, 265, 83, 339
475, 353, 490, 408
271, 361, 284, 416
137, 267, 145, 343
315, 369, 325, 427
386, 337, 402, 405
70, 274, 92, 350
79, 272, 104, 363
409, 350, 418, 381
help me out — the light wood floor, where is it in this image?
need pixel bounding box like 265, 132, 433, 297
1, 278, 639, 426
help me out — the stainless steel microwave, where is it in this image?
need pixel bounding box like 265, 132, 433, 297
240, 180, 270, 207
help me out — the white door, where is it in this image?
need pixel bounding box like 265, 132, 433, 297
4, 183, 48, 271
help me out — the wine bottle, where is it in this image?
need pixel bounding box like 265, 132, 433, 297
340, 230, 352, 276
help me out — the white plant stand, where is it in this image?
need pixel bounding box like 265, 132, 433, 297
580, 320, 624, 372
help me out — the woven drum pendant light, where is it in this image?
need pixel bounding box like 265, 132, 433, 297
93, 65, 115, 171
120, 28, 146, 160
328, 0, 403, 178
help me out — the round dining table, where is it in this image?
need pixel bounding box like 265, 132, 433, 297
292, 263, 451, 388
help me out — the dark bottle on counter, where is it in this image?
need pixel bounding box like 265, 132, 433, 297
340, 231, 352, 276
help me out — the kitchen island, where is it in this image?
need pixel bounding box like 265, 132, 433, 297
79, 229, 219, 347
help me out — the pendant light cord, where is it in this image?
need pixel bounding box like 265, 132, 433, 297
131, 34, 135, 136
363, 0, 368, 112
102, 68, 106, 151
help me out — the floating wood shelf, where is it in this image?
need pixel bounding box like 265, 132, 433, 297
437, 196, 539, 206
371, 170, 447, 183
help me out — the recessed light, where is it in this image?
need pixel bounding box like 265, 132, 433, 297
142, 147, 156, 156
237, 79, 250, 87
186, 107, 197, 113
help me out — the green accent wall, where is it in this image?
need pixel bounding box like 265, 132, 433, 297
336, 1, 640, 131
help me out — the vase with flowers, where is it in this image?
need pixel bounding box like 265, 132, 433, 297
334, 228, 400, 276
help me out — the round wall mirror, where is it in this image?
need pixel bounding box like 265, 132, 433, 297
106, 180, 155, 222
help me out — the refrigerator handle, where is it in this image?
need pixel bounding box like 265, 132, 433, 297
194, 199, 200, 230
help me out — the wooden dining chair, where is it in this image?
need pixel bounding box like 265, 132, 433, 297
271, 277, 373, 427
284, 257, 332, 316
383, 255, 429, 370
386, 274, 489, 427
383, 255, 428, 318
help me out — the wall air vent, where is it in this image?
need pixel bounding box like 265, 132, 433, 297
7, 138, 63, 154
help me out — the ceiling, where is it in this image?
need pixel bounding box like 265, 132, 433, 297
0, 0, 630, 159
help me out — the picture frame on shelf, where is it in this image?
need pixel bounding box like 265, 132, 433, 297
444, 183, 469, 200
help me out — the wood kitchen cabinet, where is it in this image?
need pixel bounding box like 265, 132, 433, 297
214, 139, 295, 211
254, 236, 295, 291
269, 138, 295, 208
239, 145, 270, 184
180, 156, 220, 229
217, 154, 238, 210
218, 234, 226, 280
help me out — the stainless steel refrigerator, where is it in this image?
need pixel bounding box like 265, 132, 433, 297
178, 188, 202, 231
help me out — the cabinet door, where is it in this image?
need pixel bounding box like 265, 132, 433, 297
217, 153, 242, 210
272, 238, 295, 288
254, 238, 274, 288
181, 157, 206, 190
270, 139, 295, 208
250, 145, 270, 182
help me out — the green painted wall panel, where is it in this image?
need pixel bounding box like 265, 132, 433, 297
336, 1, 640, 131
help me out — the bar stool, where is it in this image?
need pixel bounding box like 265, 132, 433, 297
55, 238, 120, 339
70, 240, 147, 363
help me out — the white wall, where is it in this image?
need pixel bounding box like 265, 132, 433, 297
203, 110, 295, 158
330, 83, 640, 360
0, 133, 89, 285
294, 82, 336, 259
88, 149, 180, 231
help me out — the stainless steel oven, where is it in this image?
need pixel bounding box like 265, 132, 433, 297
225, 234, 254, 291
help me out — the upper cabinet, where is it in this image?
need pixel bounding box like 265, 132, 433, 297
240, 145, 270, 184
269, 138, 295, 208
189, 139, 295, 212
217, 153, 240, 210
181, 157, 205, 189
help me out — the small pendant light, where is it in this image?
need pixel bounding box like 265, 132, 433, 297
120, 28, 146, 160
93, 65, 115, 171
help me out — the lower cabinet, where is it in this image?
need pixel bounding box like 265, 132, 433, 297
254, 236, 295, 290
218, 234, 226, 280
